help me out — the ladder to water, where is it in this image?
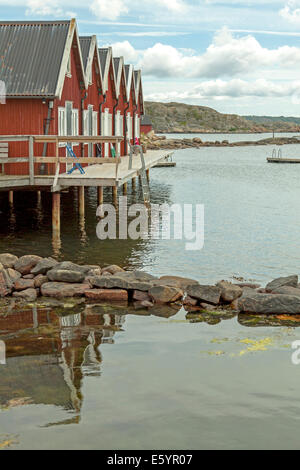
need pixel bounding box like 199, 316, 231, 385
128, 143, 150, 205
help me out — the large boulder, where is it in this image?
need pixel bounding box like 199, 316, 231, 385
90, 273, 155, 292
156, 276, 198, 290
13, 288, 37, 302
14, 255, 43, 275
186, 284, 221, 305
238, 293, 300, 314
133, 290, 152, 302
7, 268, 21, 283
34, 275, 49, 288
216, 280, 243, 303
266, 275, 298, 293
47, 269, 85, 283
14, 278, 35, 291
50, 261, 91, 275
31, 258, 58, 275
41, 282, 90, 299
273, 286, 300, 297
149, 285, 183, 304
85, 289, 128, 301
0, 270, 12, 297
0, 253, 18, 269
115, 271, 158, 282
101, 265, 125, 275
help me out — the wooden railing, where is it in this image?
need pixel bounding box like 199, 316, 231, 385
0, 135, 124, 185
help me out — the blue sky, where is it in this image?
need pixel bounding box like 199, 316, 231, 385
2, 0, 300, 115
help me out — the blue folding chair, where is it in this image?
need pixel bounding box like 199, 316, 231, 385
66, 144, 85, 175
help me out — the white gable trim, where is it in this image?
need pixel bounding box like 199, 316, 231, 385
55, 18, 88, 100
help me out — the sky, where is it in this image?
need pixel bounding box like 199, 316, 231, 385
2, 0, 300, 116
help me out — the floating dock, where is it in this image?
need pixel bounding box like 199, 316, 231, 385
267, 157, 300, 163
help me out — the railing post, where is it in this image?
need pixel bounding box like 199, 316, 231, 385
29, 136, 34, 185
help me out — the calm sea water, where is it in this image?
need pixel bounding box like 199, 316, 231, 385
1, 141, 300, 450
159, 131, 300, 143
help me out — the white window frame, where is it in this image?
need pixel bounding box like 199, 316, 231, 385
72, 109, 79, 136
92, 111, 98, 136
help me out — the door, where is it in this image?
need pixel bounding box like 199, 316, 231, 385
66, 102, 73, 171
88, 105, 93, 157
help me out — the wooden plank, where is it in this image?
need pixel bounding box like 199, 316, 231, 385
0, 136, 30, 142
29, 136, 34, 185
33, 156, 122, 164
34, 135, 124, 144
0, 158, 28, 163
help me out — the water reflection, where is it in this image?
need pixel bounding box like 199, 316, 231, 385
0, 303, 125, 424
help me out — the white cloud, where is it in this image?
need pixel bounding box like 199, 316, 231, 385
26, 0, 63, 15
107, 40, 141, 62
109, 28, 300, 79
279, 0, 300, 23
101, 31, 188, 37
145, 78, 300, 101
90, 0, 129, 21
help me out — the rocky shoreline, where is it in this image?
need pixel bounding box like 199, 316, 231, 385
1, 254, 300, 316
142, 133, 300, 151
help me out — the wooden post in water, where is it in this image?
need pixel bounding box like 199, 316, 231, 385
112, 186, 118, 206
123, 183, 128, 195
8, 191, 13, 205
78, 186, 85, 217
146, 169, 150, 182
52, 192, 61, 234
132, 177, 136, 190
97, 187, 104, 206
37, 191, 41, 205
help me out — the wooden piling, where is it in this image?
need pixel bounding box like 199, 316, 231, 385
78, 186, 85, 217
146, 169, 150, 181
8, 191, 13, 205
97, 187, 104, 206
52, 192, 61, 233
123, 183, 128, 195
132, 177, 136, 190
112, 186, 118, 206
37, 190, 41, 205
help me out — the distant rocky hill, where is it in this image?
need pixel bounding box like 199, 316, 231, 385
144, 101, 300, 134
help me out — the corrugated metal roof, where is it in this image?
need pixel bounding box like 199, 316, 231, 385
79, 36, 92, 72
124, 64, 130, 84
0, 21, 70, 97
98, 48, 109, 76
113, 57, 120, 73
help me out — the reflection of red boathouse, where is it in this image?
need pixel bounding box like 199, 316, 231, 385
0, 306, 125, 420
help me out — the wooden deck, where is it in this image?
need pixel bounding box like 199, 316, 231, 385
0, 150, 174, 190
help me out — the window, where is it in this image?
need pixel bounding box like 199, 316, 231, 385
127, 113, 132, 140
92, 111, 98, 136
135, 115, 140, 139
58, 107, 66, 136
72, 109, 79, 136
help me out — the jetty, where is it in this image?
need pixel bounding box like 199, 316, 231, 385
0, 134, 174, 242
